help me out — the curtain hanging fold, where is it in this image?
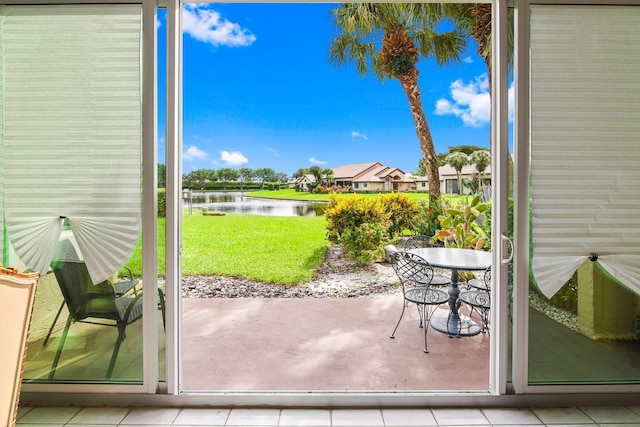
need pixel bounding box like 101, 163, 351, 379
530, 5, 640, 299
1, 5, 142, 283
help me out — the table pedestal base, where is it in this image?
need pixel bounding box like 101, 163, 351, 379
431, 315, 481, 337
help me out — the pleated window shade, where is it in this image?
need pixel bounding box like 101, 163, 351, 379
530, 5, 640, 298
0, 5, 142, 283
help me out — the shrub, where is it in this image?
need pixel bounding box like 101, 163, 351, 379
412, 199, 445, 240
342, 219, 388, 266
377, 193, 420, 237
325, 194, 390, 265
312, 184, 351, 194
326, 194, 381, 243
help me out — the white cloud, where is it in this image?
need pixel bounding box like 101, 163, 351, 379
463, 56, 473, 63
351, 131, 368, 140
220, 150, 248, 166
182, 4, 256, 47
435, 74, 491, 127
309, 157, 327, 165
184, 145, 208, 161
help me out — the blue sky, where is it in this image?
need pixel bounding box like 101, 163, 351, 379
158, 3, 506, 177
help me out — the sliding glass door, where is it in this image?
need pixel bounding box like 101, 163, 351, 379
515, 1, 640, 390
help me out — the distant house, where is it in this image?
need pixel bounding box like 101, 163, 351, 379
333, 161, 491, 194
332, 162, 416, 192
290, 174, 316, 191
413, 164, 491, 195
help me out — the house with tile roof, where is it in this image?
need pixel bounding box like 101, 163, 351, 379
332, 162, 417, 192
333, 162, 491, 194
289, 174, 316, 191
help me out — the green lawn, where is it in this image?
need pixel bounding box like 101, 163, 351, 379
125, 190, 477, 283
245, 188, 474, 205
127, 213, 328, 285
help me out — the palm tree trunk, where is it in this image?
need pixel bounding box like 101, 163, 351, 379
396, 71, 441, 202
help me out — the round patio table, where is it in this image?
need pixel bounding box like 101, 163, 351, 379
408, 247, 492, 337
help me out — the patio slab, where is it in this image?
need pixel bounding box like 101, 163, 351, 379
182, 296, 490, 391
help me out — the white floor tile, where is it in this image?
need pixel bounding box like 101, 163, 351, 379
531, 407, 594, 425
16, 424, 65, 427
16, 406, 33, 421
580, 406, 640, 424
225, 408, 281, 426
16, 406, 81, 424
67, 407, 129, 425
381, 408, 437, 426
279, 408, 331, 426
173, 408, 230, 426
482, 408, 543, 425
331, 409, 384, 426
120, 407, 180, 425
432, 408, 490, 426
65, 424, 117, 427
630, 406, 640, 417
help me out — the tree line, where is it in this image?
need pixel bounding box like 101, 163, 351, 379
157, 144, 489, 193
181, 167, 287, 190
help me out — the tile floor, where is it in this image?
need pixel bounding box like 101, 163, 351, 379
15, 405, 640, 426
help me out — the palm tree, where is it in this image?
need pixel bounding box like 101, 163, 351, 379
445, 151, 469, 195
307, 165, 323, 183
322, 168, 335, 185
329, 3, 466, 202
470, 150, 490, 190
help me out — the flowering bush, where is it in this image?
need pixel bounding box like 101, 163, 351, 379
325, 194, 391, 265
342, 220, 388, 265
411, 200, 444, 241
325, 194, 381, 243
377, 193, 421, 237
312, 184, 350, 194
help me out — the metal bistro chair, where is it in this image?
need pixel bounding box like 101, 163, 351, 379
459, 266, 491, 333
390, 251, 449, 353
403, 235, 452, 286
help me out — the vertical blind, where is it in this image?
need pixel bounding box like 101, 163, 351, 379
530, 5, 640, 298
0, 5, 142, 283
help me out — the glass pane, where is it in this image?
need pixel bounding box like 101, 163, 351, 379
0, 4, 145, 383
179, 2, 494, 392
157, 6, 168, 383
528, 5, 640, 385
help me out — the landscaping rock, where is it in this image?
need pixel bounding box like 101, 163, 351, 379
181, 244, 400, 298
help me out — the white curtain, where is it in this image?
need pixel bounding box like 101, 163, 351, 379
0, 5, 142, 283
530, 5, 640, 298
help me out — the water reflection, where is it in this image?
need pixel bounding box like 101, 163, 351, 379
187, 192, 326, 217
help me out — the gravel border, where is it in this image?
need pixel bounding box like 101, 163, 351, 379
181, 244, 401, 299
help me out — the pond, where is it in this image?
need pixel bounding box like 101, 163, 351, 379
186, 191, 326, 217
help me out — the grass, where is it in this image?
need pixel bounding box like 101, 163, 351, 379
126, 212, 328, 285
124, 190, 477, 283
245, 188, 475, 206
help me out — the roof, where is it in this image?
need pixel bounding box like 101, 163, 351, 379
353, 165, 408, 182
332, 162, 381, 180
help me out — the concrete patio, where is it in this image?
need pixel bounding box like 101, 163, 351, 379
182, 296, 490, 391
24, 278, 490, 390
